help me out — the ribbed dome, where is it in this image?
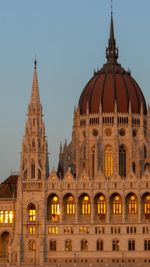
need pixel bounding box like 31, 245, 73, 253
78, 16, 147, 116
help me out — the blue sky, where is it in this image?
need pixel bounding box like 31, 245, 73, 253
0, 0, 150, 180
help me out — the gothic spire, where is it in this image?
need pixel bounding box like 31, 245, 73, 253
106, 11, 118, 64
30, 59, 40, 104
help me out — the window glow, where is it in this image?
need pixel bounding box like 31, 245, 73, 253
97, 195, 106, 215
0, 211, 3, 223
112, 195, 122, 214
81, 196, 91, 215
66, 196, 75, 215
29, 227, 36, 235
128, 195, 137, 214
104, 146, 113, 177
144, 195, 150, 214
48, 227, 58, 234
29, 209, 36, 222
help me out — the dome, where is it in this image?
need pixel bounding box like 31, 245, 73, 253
78, 16, 147, 116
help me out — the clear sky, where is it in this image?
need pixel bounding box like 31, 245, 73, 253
0, 0, 150, 181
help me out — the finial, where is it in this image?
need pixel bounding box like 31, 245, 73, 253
111, 0, 113, 17
34, 56, 37, 70
106, 1, 118, 64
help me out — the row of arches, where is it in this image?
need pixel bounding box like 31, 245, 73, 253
27, 192, 150, 222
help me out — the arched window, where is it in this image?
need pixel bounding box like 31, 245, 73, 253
65, 239, 72, 251
144, 195, 150, 219
81, 239, 88, 251
66, 196, 75, 215
144, 240, 150, 251
112, 195, 122, 214
0, 211, 3, 223
112, 239, 119, 251
92, 146, 95, 177
119, 145, 126, 177
32, 139, 35, 148
81, 196, 91, 215
38, 169, 41, 179
144, 145, 147, 159
9, 211, 13, 223
104, 146, 113, 177
132, 162, 136, 173
31, 160, 35, 178
29, 240, 36, 251
28, 204, 36, 222
50, 196, 60, 221
97, 195, 106, 215
128, 239, 135, 251
97, 239, 103, 251
50, 240, 56, 251
4, 211, 8, 223
128, 195, 137, 214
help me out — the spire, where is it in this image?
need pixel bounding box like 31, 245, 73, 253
106, 3, 118, 64
30, 59, 40, 104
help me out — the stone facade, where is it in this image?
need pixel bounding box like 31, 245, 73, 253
0, 14, 150, 267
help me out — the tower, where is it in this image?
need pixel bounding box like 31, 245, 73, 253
10, 61, 49, 265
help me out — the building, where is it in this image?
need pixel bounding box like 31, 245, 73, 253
0, 12, 150, 267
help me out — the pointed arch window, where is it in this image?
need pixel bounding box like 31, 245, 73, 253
51, 196, 60, 221
104, 145, 113, 177
128, 195, 137, 214
81, 239, 88, 251
28, 203, 36, 222
144, 195, 150, 219
112, 195, 122, 214
31, 160, 35, 178
81, 196, 91, 215
66, 196, 75, 215
97, 239, 103, 251
65, 239, 72, 251
119, 145, 126, 177
50, 240, 56, 251
97, 195, 106, 215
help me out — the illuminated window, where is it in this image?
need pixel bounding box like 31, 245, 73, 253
66, 196, 75, 215
119, 145, 126, 177
81, 196, 91, 215
79, 227, 89, 234
50, 240, 56, 251
29, 227, 36, 235
4, 211, 8, 223
112, 195, 122, 214
104, 146, 113, 176
0, 211, 3, 223
48, 227, 58, 234
29, 240, 36, 251
28, 204, 36, 222
112, 239, 119, 251
81, 239, 88, 251
97, 239, 103, 251
9, 211, 13, 223
144, 195, 150, 218
128, 195, 137, 214
97, 195, 106, 215
65, 239, 72, 251
51, 196, 60, 219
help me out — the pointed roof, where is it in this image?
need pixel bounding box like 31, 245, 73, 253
30, 59, 40, 104
106, 14, 118, 64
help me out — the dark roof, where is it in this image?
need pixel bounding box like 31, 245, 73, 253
78, 14, 147, 116
0, 175, 18, 199
79, 63, 147, 115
